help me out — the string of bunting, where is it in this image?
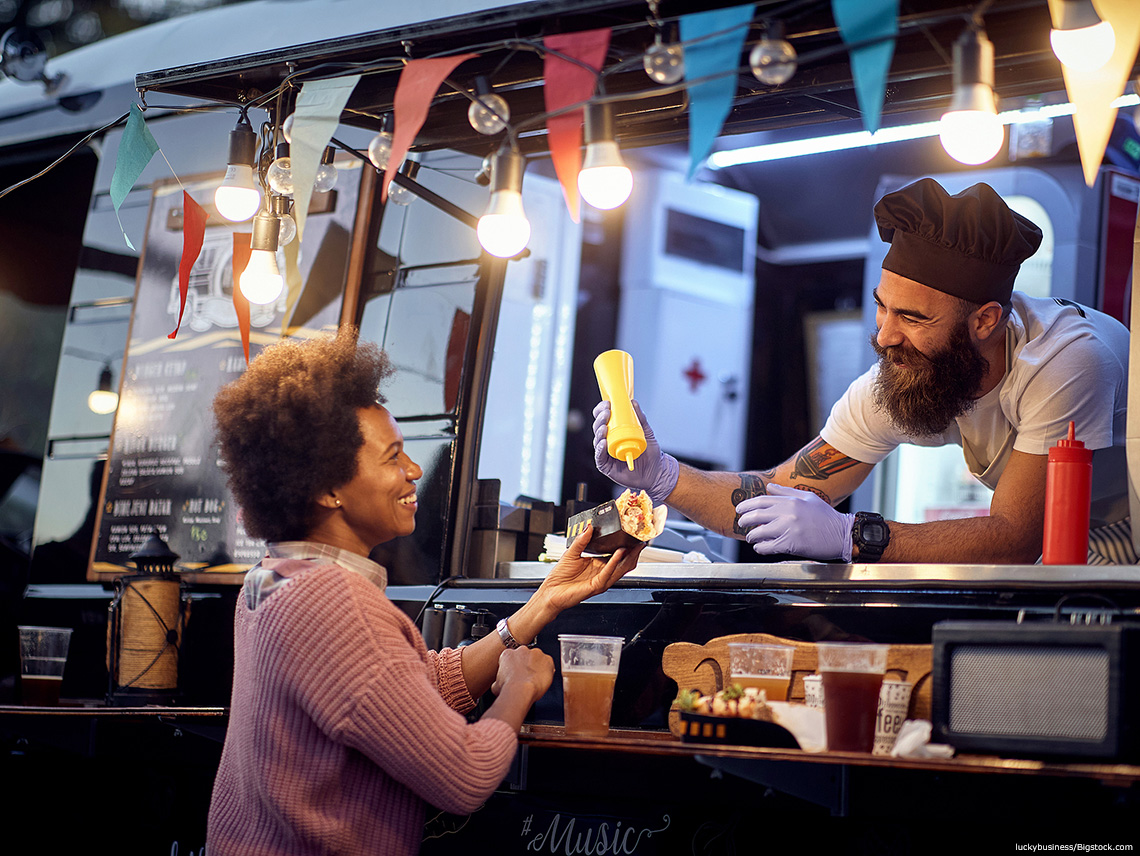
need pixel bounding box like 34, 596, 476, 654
102, 0, 1140, 354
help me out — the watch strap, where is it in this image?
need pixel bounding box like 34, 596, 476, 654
496, 617, 521, 649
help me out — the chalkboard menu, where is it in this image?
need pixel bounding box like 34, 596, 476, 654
90, 168, 361, 582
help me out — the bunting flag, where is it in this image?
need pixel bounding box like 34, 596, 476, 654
1048, 0, 1140, 186
282, 239, 304, 336
831, 0, 899, 135
168, 192, 207, 340
384, 55, 478, 203
109, 104, 159, 250
290, 75, 362, 243
543, 28, 612, 222
680, 6, 754, 179
231, 232, 252, 364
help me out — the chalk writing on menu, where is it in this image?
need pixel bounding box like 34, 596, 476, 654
90, 170, 359, 581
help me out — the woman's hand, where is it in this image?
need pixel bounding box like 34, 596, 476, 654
532, 525, 645, 619
490, 647, 554, 700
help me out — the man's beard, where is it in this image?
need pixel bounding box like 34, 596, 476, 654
870, 320, 990, 436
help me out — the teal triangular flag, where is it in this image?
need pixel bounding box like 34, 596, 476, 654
681, 4, 755, 180
109, 104, 159, 249
831, 0, 898, 135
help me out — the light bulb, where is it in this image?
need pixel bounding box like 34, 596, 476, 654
277, 212, 297, 246
367, 130, 393, 170
314, 146, 338, 192
468, 92, 510, 135
214, 114, 261, 222
388, 180, 415, 205
281, 112, 294, 143
578, 103, 633, 210
749, 35, 797, 85
478, 192, 531, 258
88, 365, 117, 414
267, 155, 294, 196
314, 162, 338, 192
1050, 20, 1115, 72
643, 38, 685, 85
940, 102, 1005, 165
240, 210, 284, 303
477, 150, 530, 258
240, 249, 284, 304
214, 165, 261, 222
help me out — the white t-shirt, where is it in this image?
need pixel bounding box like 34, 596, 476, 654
820, 293, 1130, 525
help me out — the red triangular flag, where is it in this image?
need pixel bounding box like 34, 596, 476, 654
543, 28, 611, 223
232, 232, 252, 364
383, 54, 478, 202
169, 191, 207, 339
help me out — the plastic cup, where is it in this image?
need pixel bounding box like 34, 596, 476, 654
559, 634, 623, 737
727, 642, 794, 701
817, 642, 889, 753
18, 625, 72, 706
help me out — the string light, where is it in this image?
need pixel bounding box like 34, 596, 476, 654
388, 158, 420, 206
643, 32, 685, 85
468, 75, 510, 135
578, 102, 633, 210
1050, 0, 1115, 72
239, 209, 284, 304
939, 26, 1004, 166
477, 149, 531, 258
271, 193, 296, 246
266, 142, 294, 196
314, 146, 338, 193
367, 114, 394, 170
214, 112, 261, 222
749, 21, 797, 86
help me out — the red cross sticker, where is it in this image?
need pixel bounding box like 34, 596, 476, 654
682, 358, 707, 393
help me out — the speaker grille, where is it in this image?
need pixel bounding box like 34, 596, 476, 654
948, 645, 1109, 740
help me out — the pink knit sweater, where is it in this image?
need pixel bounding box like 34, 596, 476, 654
207, 558, 518, 855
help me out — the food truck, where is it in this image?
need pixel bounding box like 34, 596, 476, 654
1, 0, 1140, 850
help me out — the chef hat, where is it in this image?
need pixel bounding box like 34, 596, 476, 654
874, 178, 1043, 305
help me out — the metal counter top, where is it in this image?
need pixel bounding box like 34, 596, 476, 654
499, 561, 1140, 588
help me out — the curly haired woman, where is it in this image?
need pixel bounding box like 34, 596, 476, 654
207, 328, 642, 855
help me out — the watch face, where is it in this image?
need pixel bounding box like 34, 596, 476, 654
862, 521, 887, 544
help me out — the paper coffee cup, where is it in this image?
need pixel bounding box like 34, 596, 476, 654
873, 679, 913, 756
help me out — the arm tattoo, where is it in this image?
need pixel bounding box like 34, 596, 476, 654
790, 437, 861, 482
731, 472, 770, 536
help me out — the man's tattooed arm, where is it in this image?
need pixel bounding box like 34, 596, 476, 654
789, 437, 862, 484
731, 471, 772, 535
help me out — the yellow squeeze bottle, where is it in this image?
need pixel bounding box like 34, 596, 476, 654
593, 349, 646, 471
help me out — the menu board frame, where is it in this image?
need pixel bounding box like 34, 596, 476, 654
88, 166, 366, 584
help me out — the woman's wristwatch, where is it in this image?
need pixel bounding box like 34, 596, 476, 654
496, 617, 522, 649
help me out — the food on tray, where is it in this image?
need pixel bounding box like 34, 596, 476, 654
674, 684, 775, 722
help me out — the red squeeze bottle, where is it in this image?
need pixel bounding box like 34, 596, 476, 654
1042, 421, 1092, 565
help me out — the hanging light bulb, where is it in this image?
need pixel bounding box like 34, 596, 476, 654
239, 210, 284, 304
281, 112, 295, 143
643, 32, 685, 85
1050, 0, 1115, 72
468, 75, 510, 135
368, 114, 394, 170
939, 27, 1005, 166
578, 102, 633, 210
266, 142, 294, 196
477, 149, 531, 258
271, 194, 296, 246
314, 146, 338, 193
749, 21, 797, 86
214, 113, 261, 222
87, 364, 118, 415
388, 158, 420, 206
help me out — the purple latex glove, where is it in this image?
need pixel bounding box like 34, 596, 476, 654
735, 483, 856, 562
592, 400, 679, 504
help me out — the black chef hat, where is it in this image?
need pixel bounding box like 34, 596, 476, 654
874, 178, 1043, 305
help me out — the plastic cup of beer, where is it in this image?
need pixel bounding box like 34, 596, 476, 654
18, 625, 72, 706
559, 634, 623, 737
817, 642, 889, 753
727, 642, 794, 701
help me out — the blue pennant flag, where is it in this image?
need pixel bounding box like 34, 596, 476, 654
831, 0, 899, 135
681, 4, 755, 179
109, 104, 159, 250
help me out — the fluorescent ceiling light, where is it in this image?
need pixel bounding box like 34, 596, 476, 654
707, 93, 1140, 168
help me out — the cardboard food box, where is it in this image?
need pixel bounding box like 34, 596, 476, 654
564, 490, 667, 554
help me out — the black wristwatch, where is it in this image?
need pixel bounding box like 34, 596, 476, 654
852, 511, 890, 562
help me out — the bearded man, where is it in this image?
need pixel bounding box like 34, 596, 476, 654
593, 177, 1133, 565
